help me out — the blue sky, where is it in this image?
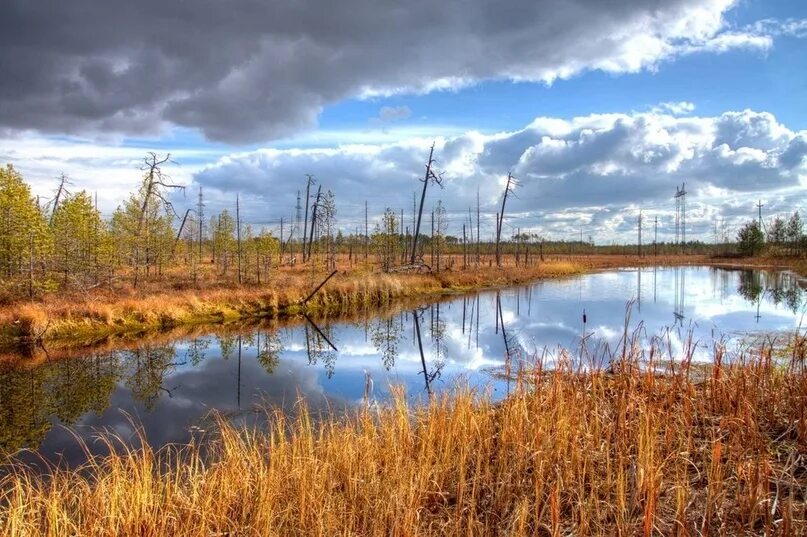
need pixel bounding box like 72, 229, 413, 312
290, 0, 807, 138
1, 0, 806, 242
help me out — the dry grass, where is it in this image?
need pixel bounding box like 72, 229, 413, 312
0, 257, 609, 349
3, 251, 796, 350
1, 331, 805, 536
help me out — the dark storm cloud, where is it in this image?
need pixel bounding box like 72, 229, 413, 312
0, 0, 751, 142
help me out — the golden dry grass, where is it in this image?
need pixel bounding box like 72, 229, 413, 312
0, 257, 607, 348
1, 333, 805, 536
3, 251, 793, 350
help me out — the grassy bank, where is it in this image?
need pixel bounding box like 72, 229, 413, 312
0, 257, 617, 349
2, 333, 805, 535
3, 252, 797, 351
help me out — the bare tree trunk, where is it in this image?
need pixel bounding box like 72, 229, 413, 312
496, 173, 515, 267
303, 175, 314, 262
236, 194, 242, 284
410, 143, 442, 266
307, 186, 322, 262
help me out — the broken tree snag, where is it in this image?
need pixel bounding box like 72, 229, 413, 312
302, 269, 338, 305
49, 173, 71, 227
306, 185, 322, 262
495, 172, 517, 267
171, 208, 193, 257
302, 174, 315, 261
409, 142, 444, 266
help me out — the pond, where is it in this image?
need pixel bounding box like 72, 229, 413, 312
1, 265, 804, 466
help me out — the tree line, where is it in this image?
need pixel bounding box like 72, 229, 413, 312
0, 156, 286, 300
736, 212, 804, 257
4, 152, 804, 301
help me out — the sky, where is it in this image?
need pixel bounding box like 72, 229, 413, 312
1, 0, 806, 243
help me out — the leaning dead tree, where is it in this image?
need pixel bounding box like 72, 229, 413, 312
495, 172, 518, 266
302, 174, 315, 261
48, 173, 71, 226
306, 184, 322, 262
409, 142, 444, 268
134, 152, 185, 288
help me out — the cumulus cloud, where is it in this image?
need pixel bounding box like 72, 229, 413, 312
192, 109, 807, 240
0, 0, 802, 142
4, 107, 805, 242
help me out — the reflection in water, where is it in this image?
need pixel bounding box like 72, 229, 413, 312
736, 269, 804, 322
410, 307, 445, 397
0, 352, 119, 457
256, 331, 282, 374
127, 345, 186, 410
370, 314, 402, 370
1, 266, 806, 464
674, 266, 686, 323
304, 317, 338, 378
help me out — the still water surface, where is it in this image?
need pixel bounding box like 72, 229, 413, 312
1, 266, 804, 465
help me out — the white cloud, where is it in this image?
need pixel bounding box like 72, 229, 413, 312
5, 108, 806, 243
189, 108, 807, 241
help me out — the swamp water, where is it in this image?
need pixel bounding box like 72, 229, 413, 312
1, 266, 804, 466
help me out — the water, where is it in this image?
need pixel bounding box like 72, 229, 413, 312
1, 266, 804, 466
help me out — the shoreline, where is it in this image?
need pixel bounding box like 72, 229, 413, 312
1, 254, 800, 354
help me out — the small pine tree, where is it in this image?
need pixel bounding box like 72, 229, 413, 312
111, 193, 174, 281
737, 220, 765, 257
787, 212, 804, 256
767, 217, 786, 246
52, 191, 112, 288
212, 210, 236, 276
0, 165, 53, 296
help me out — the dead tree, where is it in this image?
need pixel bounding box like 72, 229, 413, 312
197, 187, 204, 263
171, 208, 194, 257
495, 172, 517, 266
48, 173, 71, 226
306, 185, 322, 262
409, 142, 444, 266
236, 194, 242, 284
476, 187, 481, 265
302, 174, 315, 261
134, 153, 185, 288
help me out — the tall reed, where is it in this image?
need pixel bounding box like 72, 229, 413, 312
1, 331, 805, 535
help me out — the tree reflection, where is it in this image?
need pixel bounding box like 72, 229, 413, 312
738, 270, 764, 303
217, 335, 237, 360
256, 330, 283, 375
186, 337, 210, 366
0, 330, 287, 456
765, 271, 804, 313
737, 270, 804, 314
413, 307, 445, 396
0, 353, 120, 454
304, 317, 338, 378
124, 344, 184, 411
0, 366, 54, 454
429, 303, 447, 366
370, 316, 403, 370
